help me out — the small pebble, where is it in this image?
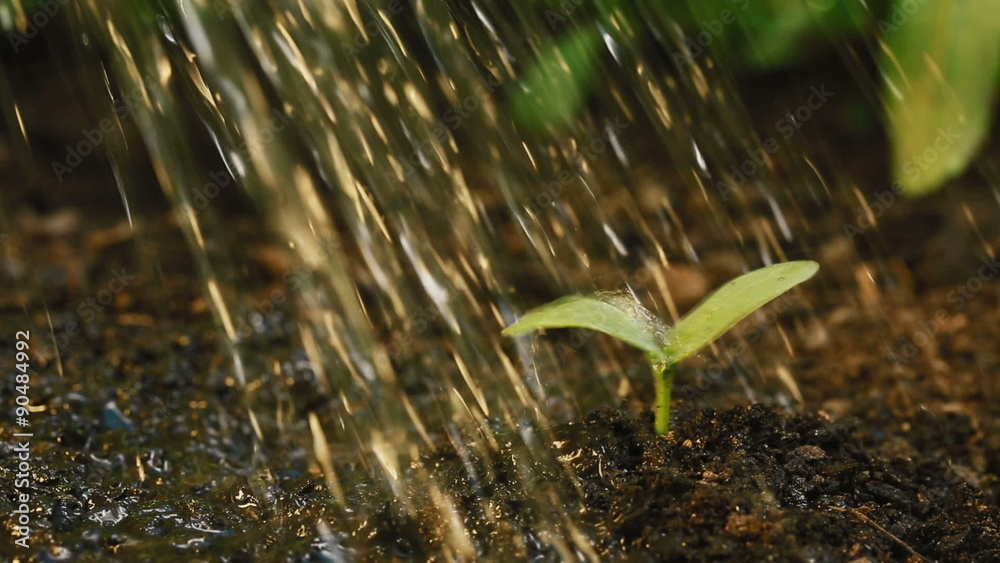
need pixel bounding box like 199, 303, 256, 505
724, 513, 762, 538
792, 445, 826, 460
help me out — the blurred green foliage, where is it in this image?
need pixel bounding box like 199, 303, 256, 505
509, 26, 603, 130
881, 0, 1000, 195
513, 0, 1000, 196
5, 0, 997, 195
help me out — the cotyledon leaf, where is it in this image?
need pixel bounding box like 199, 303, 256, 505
502, 293, 664, 355
662, 261, 819, 364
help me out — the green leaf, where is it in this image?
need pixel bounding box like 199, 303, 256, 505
510, 26, 603, 129
662, 261, 819, 363
882, 0, 1000, 196
681, 0, 869, 71
502, 293, 664, 355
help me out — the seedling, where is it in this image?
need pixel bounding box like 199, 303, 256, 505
502, 261, 819, 435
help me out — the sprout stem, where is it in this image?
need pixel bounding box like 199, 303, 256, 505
654, 362, 675, 435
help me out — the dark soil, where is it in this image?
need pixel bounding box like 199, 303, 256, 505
428, 405, 1000, 561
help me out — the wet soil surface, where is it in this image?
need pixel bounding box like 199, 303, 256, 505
429, 405, 1000, 561
6, 193, 998, 560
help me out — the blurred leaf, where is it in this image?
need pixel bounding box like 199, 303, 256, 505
510, 26, 603, 129
683, 0, 870, 70
882, 0, 1000, 196
662, 261, 819, 364
502, 293, 664, 355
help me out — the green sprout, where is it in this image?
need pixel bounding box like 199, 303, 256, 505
502, 261, 819, 435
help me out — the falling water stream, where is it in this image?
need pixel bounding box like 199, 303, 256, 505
2, 0, 998, 559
